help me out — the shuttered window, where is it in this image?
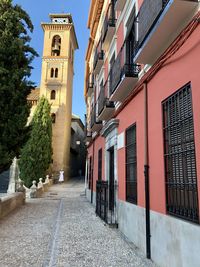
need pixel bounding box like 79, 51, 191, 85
163, 83, 199, 223
126, 124, 137, 204
98, 149, 102, 181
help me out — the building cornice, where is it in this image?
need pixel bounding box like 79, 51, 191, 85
41, 23, 72, 31
88, 0, 104, 39
42, 56, 69, 61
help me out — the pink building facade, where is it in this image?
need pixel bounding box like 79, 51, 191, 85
84, 1, 200, 266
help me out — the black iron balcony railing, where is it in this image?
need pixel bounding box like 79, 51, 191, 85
98, 80, 114, 116
90, 106, 95, 128
110, 40, 141, 96
102, 2, 116, 43
98, 85, 106, 116
135, 0, 170, 54
93, 41, 104, 71
91, 103, 102, 128
85, 115, 92, 139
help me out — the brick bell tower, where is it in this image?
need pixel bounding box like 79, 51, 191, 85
40, 14, 78, 180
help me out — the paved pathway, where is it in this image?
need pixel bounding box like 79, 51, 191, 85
0, 178, 156, 267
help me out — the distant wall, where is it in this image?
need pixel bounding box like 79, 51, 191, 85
0, 192, 25, 219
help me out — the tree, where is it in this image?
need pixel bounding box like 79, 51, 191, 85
19, 97, 52, 187
0, 0, 38, 173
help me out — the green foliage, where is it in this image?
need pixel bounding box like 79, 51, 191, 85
19, 97, 53, 187
0, 0, 38, 173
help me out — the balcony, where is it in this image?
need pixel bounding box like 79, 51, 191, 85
93, 41, 104, 75
97, 81, 115, 121
109, 41, 141, 102
91, 104, 102, 132
87, 73, 94, 97
134, 0, 198, 65
86, 130, 92, 142
102, 2, 116, 50
85, 116, 92, 142
115, 0, 126, 11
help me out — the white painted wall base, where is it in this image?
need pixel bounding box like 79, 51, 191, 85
118, 200, 146, 253
118, 200, 200, 267
151, 210, 200, 267
86, 188, 91, 202
86, 189, 96, 206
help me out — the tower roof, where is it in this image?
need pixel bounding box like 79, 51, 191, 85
27, 88, 40, 101
49, 13, 72, 22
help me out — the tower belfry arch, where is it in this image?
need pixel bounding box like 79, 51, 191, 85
40, 13, 78, 180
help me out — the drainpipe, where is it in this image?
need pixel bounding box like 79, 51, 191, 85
91, 140, 95, 204
144, 82, 151, 259
84, 154, 88, 195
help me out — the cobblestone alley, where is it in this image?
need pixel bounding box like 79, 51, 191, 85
0, 178, 156, 267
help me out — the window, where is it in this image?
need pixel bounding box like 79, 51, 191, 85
55, 68, 58, 78
98, 149, 102, 181
51, 90, 56, 100
51, 35, 61, 56
162, 83, 199, 223
124, 6, 136, 64
126, 124, 137, 204
50, 68, 54, 78
51, 113, 56, 123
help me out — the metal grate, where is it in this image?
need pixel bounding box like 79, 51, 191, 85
96, 181, 108, 223
98, 149, 102, 181
126, 124, 137, 204
162, 83, 199, 223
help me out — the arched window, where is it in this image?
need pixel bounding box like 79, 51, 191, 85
50, 68, 54, 78
55, 68, 58, 78
51, 35, 61, 56
51, 90, 56, 100
51, 113, 56, 123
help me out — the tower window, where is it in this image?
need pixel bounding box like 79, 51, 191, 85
50, 68, 54, 78
55, 68, 58, 78
51, 90, 56, 100
52, 35, 61, 56
51, 113, 56, 123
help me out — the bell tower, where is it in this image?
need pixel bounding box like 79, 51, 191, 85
40, 14, 78, 179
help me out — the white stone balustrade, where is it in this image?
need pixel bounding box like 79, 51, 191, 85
29, 177, 53, 198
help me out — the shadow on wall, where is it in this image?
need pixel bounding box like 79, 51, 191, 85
0, 170, 10, 193
70, 142, 86, 177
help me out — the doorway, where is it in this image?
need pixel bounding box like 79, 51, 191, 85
109, 147, 115, 212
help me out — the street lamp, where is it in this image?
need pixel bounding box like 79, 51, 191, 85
76, 140, 81, 177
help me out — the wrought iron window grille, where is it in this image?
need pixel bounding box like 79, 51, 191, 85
125, 123, 137, 204
162, 83, 199, 223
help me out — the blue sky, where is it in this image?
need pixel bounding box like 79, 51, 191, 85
13, 0, 90, 122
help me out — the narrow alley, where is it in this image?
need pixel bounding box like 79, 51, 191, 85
0, 178, 156, 267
